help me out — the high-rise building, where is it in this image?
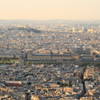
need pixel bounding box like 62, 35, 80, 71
72, 27, 75, 33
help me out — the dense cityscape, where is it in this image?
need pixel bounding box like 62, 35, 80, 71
0, 21, 99, 100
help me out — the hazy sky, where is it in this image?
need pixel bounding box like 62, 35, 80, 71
0, 0, 100, 20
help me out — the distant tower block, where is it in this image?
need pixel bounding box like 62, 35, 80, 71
82, 27, 84, 32
72, 27, 75, 33
24, 24, 29, 28
18, 24, 21, 28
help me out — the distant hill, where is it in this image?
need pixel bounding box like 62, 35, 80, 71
1, 19, 100, 24
8, 27, 41, 33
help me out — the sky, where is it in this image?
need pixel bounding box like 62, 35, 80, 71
0, 0, 100, 20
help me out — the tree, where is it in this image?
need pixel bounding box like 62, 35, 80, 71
68, 81, 72, 87
27, 82, 32, 86
57, 82, 60, 85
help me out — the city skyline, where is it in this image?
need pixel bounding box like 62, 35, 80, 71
0, 0, 100, 20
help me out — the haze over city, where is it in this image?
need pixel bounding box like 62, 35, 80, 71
0, 0, 100, 20
0, 0, 100, 100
